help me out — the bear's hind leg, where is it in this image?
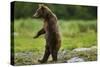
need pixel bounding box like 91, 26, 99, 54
51, 49, 58, 62
38, 46, 50, 63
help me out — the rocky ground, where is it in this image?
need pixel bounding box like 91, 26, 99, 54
14, 46, 97, 66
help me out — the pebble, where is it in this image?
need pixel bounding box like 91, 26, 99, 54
67, 57, 85, 63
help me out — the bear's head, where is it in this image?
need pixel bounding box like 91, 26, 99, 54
33, 4, 53, 18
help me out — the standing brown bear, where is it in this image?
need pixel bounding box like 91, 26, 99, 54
33, 4, 61, 63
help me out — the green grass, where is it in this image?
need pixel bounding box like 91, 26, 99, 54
13, 18, 97, 53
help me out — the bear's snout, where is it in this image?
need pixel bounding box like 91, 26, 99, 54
33, 12, 38, 18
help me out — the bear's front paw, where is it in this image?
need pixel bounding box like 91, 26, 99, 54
33, 36, 38, 39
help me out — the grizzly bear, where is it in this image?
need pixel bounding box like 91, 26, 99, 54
33, 4, 61, 63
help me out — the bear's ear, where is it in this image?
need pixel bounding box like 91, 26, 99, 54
38, 4, 46, 11
39, 4, 45, 8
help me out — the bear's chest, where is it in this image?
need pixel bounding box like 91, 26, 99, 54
43, 21, 48, 31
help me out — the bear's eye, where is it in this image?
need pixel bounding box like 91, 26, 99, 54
38, 10, 41, 14
38, 8, 43, 14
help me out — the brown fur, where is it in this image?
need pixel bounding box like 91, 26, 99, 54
33, 4, 61, 63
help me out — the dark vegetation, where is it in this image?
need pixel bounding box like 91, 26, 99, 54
14, 2, 97, 20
